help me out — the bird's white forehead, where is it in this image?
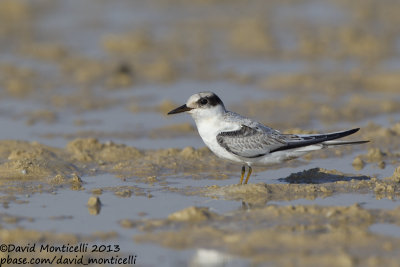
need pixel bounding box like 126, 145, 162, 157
186, 92, 213, 106
186, 91, 214, 105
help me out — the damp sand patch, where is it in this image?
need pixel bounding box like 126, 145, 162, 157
132, 203, 400, 266
0, 138, 235, 198
0, 140, 83, 196
0, 140, 79, 179
184, 168, 400, 205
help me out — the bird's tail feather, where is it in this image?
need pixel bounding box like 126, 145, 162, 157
323, 140, 370, 147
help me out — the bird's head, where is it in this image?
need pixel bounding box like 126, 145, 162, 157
167, 92, 226, 120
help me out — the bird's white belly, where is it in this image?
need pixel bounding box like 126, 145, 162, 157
252, 150, 308, 166
251, 145, 322, 166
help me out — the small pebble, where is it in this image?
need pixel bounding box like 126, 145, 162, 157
87, 196, 101, 207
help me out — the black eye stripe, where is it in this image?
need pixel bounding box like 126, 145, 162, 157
197, 94, 224, 107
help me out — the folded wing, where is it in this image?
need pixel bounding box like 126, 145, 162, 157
216, 126, 365, 158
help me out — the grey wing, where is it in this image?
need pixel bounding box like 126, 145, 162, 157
216, 125, 290, 158
216, 125, 361, 158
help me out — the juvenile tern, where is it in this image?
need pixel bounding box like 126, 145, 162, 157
167, 92, 368, 184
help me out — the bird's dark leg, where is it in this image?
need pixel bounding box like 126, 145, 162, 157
244, 166, 252, 184
239, 165, 246, 185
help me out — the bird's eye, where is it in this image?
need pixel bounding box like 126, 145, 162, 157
199, 98, 208, 105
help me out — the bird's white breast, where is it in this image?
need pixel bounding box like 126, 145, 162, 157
194, 116, 243, 163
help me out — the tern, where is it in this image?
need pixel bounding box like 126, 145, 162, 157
167, 92, 368, 184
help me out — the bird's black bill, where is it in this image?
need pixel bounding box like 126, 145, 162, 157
167, 104, 193, 115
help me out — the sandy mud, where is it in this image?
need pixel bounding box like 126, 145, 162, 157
134, 203, 400, 266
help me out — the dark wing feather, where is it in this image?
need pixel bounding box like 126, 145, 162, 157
217, 126, 361, 158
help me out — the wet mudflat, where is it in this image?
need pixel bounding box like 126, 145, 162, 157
1, 0, 400, 266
